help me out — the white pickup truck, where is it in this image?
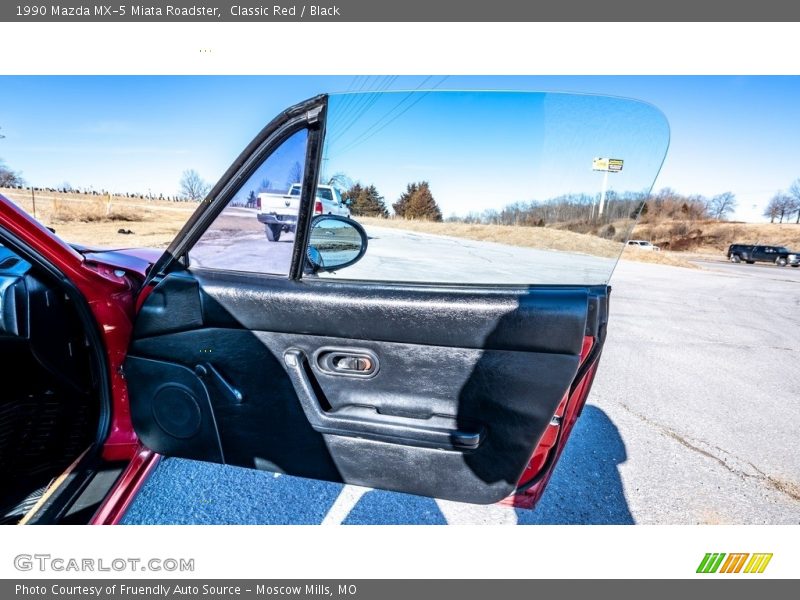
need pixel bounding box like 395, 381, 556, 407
257, 183, 351, 241
625, 240, 661, 251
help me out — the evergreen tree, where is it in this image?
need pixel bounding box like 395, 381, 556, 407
402, 181, 442, 221
392, 182, 419, 218
345, 183, 388, 217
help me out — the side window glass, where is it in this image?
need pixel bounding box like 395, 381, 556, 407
314, 91, 669, 286
189, 129, 308, 275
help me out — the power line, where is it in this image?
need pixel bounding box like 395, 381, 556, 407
329, 75, 373, 131
330, 76, 436, 156
321, 76, 374, 181
326, 75, 398, 146
335, 75, 449, 157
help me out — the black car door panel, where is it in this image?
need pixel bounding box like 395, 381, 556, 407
125, 270, 601, 504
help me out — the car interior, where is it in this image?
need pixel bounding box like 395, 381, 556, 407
0, 244, 104, 524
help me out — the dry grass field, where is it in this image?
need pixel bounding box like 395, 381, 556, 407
359, 217, 699, 268
4, 188, 797, 269
632, 219, 800, 254
359, 217, 623, 257
1, 188, 195, 248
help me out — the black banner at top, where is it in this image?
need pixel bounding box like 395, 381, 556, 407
3, 0, 800, 21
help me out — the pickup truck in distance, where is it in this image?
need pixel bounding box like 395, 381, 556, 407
626, 240, 660, 251
727, 244, 799, 267
257, 183, 351, 241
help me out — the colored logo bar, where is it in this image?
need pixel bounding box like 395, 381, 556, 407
697, 553, 773, 574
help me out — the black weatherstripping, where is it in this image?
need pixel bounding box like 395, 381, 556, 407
125, 270, 604, 504
289, 106, 326, 280
146, 95, 327, 288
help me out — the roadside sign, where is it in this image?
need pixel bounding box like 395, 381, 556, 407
592, 157, 624, 172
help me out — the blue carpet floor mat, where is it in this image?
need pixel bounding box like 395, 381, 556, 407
119, 406, 634, 525
120, 457, 450, 525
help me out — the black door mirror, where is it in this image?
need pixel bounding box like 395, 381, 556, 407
306, 215, 367, 273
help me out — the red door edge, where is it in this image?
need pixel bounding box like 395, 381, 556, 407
501, 335, 600, 509
0, 197, 140, 460
90, 447, 161, 525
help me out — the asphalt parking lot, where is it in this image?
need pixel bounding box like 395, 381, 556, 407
191, 210, 617, 284
124, 235, 800, 525
556, 258, 799, 524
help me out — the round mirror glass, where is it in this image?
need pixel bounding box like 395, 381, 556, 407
307, 216, 367, 272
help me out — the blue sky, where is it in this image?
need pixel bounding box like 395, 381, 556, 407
324, 91, 669, 216
1, 76, 799, 221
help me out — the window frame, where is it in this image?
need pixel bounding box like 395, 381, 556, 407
145, 95, 327, 287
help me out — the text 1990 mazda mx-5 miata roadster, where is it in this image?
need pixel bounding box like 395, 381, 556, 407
0, 91, 669, 524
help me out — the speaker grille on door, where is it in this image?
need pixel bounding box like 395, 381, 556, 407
151, 384, 202, 439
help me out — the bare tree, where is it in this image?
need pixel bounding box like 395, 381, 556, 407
286, 161, 303, 188
708, 191, 737, 220
0, 126, 24, 187
0, 159, 24, 187
789, 179, 800, 224
765, 192, 795, 223
784, 197, 800, 225
326, 172, 353, 190
179, 169, 210, 202
763, 194, 782, 223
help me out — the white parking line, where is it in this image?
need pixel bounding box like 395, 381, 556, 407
321, 485, 370, 525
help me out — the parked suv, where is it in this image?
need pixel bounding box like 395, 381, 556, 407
727, 244, 799, 267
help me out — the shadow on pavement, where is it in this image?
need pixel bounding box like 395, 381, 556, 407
343, 491, 447, 524
516, 404, 634, 524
